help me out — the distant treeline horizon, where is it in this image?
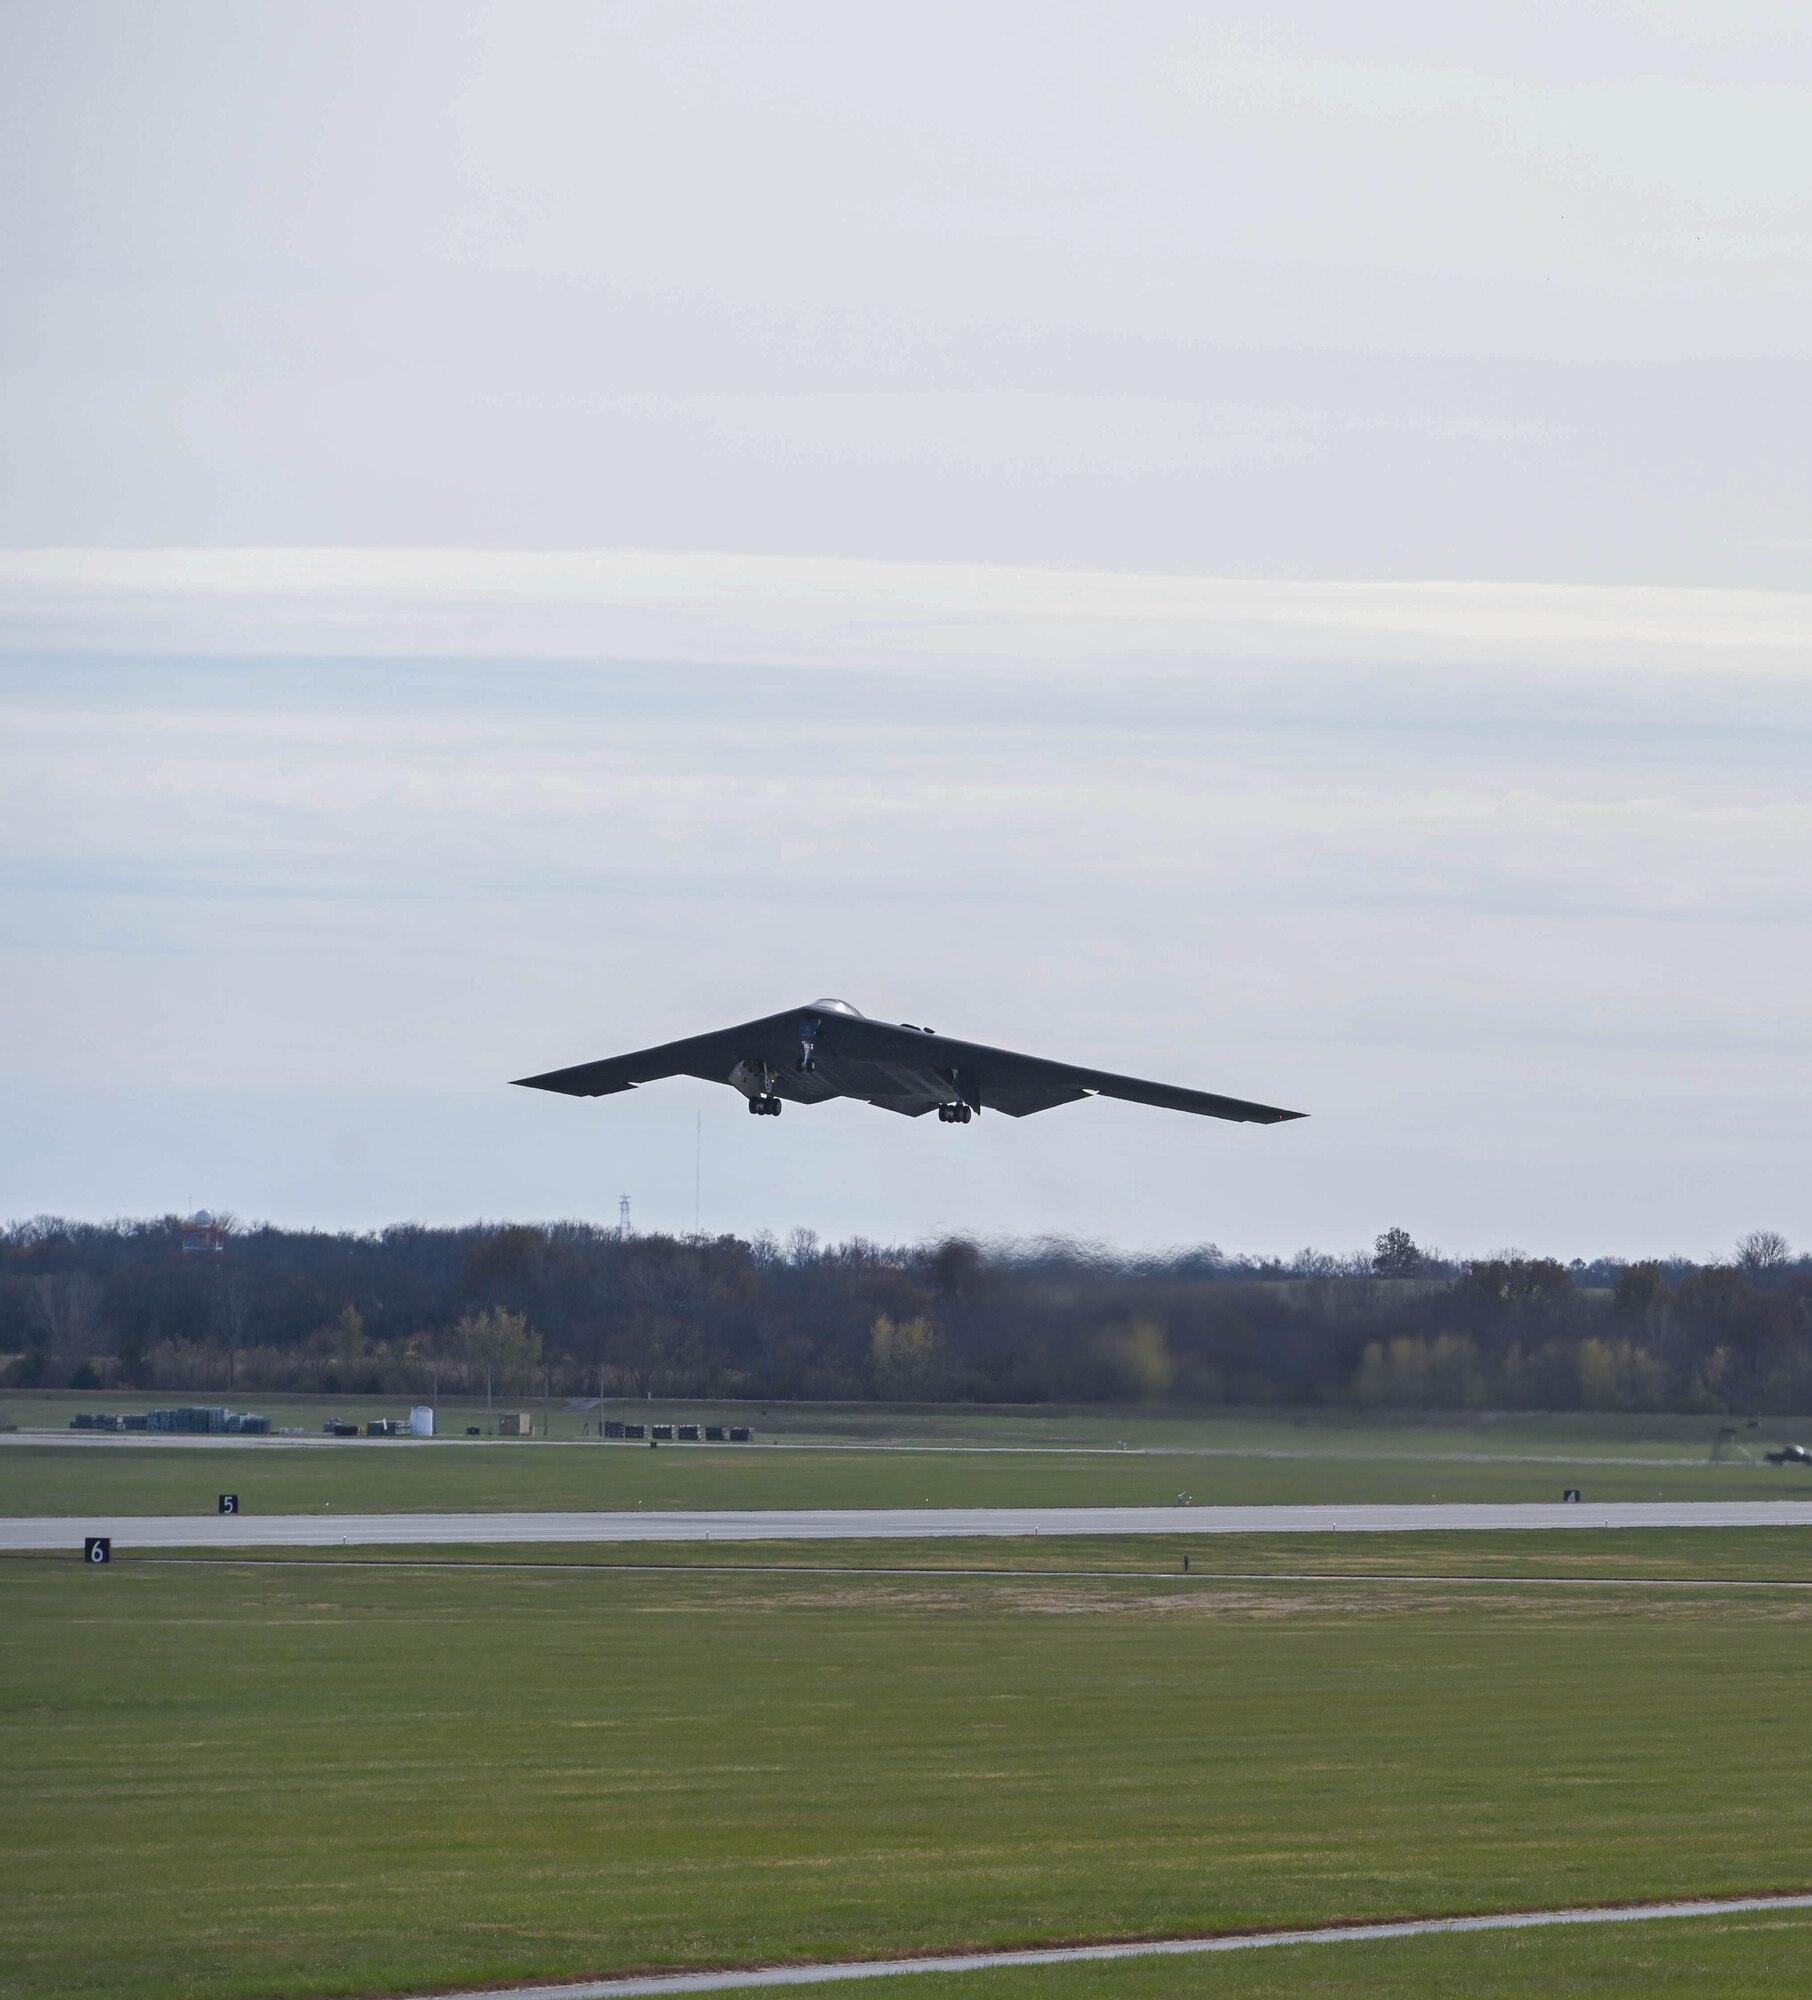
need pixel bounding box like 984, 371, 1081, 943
3, 1215, 1808, 1416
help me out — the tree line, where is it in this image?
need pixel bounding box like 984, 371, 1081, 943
2, 1216, 1808, 1416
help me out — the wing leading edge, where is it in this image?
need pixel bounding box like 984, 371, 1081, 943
513, 1002, 1304, 1126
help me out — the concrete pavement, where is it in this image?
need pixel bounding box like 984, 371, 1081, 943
10, 1499, 1812, 1551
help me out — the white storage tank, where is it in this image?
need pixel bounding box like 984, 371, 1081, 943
410, 1405, 435, 1438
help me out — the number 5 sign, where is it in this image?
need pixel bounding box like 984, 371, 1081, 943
218, 1494, 239, 1515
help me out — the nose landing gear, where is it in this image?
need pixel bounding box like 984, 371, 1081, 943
748, 1094, 782, 1117
937, 1103, 973, 1124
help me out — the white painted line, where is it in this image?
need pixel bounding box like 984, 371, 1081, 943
402, 1893, 1812, 1997
10, 1501, 1812, 1551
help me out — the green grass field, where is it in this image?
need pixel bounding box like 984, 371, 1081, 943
3, 1392, 1808, 1512
791, 1911, 1812, 1998
11, 1392, 1812, 1517
8, 1429, 1812, 1515
6, 1550, 1812, 2000
12, 1386, 1812, 1454
106, 1525, 1812, 1582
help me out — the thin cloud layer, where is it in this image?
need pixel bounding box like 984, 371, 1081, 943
5, 547, 1812, 675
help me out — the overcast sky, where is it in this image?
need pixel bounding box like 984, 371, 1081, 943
2, 2, 1808, 1256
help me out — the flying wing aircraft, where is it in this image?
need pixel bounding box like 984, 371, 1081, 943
513, 998, 1304, 1127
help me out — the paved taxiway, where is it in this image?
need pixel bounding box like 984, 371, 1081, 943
9, 1500, 1812, 1551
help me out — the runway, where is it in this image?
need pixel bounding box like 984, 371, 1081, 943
9, 1499, 1812, 1551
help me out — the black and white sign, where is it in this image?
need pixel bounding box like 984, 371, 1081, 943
218, 1494, 239, 1515
1563, 1489, 1582, 1503
83, 1536, 111, 1564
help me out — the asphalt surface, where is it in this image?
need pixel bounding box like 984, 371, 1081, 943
379, 1894, 1812, 1996
10, 1500, 1812, 1551
3, 1430, 1785, 1468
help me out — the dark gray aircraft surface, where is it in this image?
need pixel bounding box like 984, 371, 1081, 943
514, 998, 1304, 1126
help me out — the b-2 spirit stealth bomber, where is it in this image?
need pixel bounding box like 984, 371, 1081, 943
515, 999, 1303, 1127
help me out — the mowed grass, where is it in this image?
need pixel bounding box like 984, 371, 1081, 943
6, 1554, 1812, 2000
8, 1434, 1812, 1515
16, 1389, 1805, 1454
11, 1394, 1812, 1516
797, 1910, 1812, 1998
126, 1525, 1812, 1583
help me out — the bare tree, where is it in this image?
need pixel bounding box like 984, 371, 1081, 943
405, 1330, 442, 1403
33, 1273, 104, 1371
218, 1267, 253, 1389
331, 1306, 366, 1372
1737, 1230, 1792, 1277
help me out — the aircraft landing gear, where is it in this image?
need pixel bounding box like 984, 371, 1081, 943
937, 1103, 973, 1124
748, 1094, 782, 1117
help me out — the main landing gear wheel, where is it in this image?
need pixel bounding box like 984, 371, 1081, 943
937, 1103, 973, 1124
748, 1094, 782, 1116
